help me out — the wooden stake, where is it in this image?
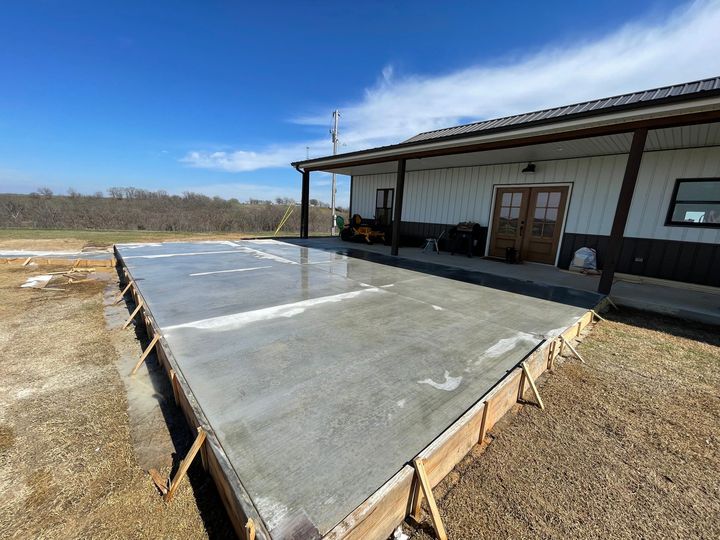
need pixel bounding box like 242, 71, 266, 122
478, 401, 489, 444
164, 427, 206, 502
122, 300, 144, 329
245, 518, 256, 540
113, 280, 134, 304
591, 309, 606, 321
131, 334, 159, 375
520, 361, 545, 411
412, 458, 447, 540
169, 369, 180, 405
560, 336, 586, 364
547, 339, 557, 370
22, 256, 33, 266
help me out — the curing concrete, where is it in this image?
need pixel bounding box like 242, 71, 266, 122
116, 239, 598, 537
295, 237, 720, 326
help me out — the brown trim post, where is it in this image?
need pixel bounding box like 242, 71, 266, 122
391, 158, 406, 256
300, 169, 310, 238
598, 128, 647, 294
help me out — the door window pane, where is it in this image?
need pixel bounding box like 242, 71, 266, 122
536, 192, 548, 207
502, 192, 512, 205
546, 208, 558, 222
548, 192, 561, 207
511, 192, 523, 206
534, 207, 545, 220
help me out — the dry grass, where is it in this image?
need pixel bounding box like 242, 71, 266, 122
0, 265, 224, 539
408, 310, 720, 539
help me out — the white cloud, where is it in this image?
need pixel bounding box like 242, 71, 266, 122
182, 0, 720, 173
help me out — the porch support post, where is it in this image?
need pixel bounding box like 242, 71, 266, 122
598, 128, 647, 295
300, 169, 310, 238
391, 158, 406, 256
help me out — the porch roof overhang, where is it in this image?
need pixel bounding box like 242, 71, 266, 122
292, 95, 720, 176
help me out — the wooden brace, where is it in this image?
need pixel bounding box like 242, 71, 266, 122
114, 280, 134, 304
520, 361, 545, 411
122, 300, 144, 329
163, 427, 207, 502
411, 458, 448, 540
560, 336, 586, 363
131, 334, 159, 376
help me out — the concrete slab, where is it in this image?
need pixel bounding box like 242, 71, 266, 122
294, 237, 720, 326
116, 239, 599, 536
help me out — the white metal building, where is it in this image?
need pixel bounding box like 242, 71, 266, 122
293, 77, 720, 293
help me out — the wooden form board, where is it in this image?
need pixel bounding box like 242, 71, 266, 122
0, 256, 115, 268
115, 245, 600, 540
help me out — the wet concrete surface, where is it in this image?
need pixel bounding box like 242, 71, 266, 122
116, 239, 596, 536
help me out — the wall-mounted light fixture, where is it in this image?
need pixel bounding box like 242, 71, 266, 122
521, 162, 536, 173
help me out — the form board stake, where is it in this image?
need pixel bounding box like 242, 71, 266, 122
163, 427, 207, 502
520, 361, 545, 411
114, 280, 134, 304
245, 518, 256, 540
411, 458, 448, 540
560, 336, 586, 363
122, 300, 144, 329
131, 334, 159, 376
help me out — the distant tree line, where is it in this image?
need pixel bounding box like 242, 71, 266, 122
0, 187, 348, 234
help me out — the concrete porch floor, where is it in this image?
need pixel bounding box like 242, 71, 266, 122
290, 237, 720, 326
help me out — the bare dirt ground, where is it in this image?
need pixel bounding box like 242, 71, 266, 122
0, 264, 232, 539
1, 257, 718, 539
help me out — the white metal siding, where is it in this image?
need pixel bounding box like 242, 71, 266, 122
350, 147, 720, 244
626, 147, 720, 243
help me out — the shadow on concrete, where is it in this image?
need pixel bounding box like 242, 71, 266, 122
285, 238, 604, 311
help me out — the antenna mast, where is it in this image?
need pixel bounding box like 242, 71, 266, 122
330, 110, 339, 235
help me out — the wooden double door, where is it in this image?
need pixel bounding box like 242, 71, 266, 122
489, 185, 569, 264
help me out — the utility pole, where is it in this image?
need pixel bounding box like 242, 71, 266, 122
330, 110, 340, 235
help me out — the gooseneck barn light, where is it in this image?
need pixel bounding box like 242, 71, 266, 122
521, 162, 536, 173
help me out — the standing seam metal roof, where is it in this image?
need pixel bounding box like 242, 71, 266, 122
403, 77, 720, 143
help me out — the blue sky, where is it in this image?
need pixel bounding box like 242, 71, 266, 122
1, 0, 720, 205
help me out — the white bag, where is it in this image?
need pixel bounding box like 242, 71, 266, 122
570, 247, 597, 272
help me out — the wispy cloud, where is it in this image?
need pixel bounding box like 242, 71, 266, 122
182, 0, 720, 173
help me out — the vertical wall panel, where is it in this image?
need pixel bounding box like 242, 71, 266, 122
351, 146, 720, 245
